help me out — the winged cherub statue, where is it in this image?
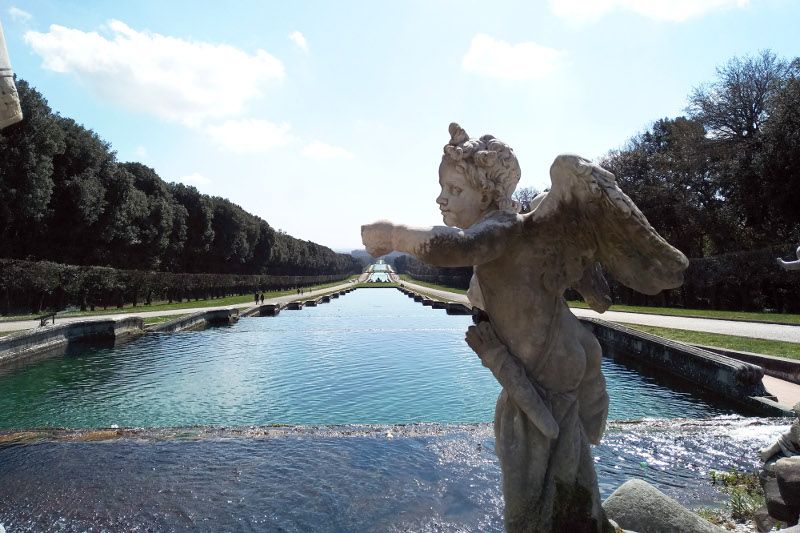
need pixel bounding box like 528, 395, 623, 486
362, 123, 689, 532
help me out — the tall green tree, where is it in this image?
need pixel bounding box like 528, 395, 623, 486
45, 117, 115, 263
0, 79, 65, 257
688, 50, 795, 246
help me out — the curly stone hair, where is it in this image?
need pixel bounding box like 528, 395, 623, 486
442, 122, 521, 213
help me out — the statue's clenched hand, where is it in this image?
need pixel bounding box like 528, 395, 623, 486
466, 321, 506, 370
361, 221, 395, 258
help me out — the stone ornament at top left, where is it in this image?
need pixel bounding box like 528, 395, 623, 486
0, 17, 23, 130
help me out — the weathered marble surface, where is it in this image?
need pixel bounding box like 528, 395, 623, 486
0, 18, 22, 129
362, 123, 688, 532
761, 402, 800, 461
778, 246, 800, 271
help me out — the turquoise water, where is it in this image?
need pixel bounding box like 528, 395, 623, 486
0, 289, 732, 429
0, 288, 765, 532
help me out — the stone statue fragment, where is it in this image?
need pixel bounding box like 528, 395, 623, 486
777, 246, 800, 271
0, 18, 22, 130
362, 123, 688, 532
761, 402, 800, 461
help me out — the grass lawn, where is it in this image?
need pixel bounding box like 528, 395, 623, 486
567, 300, 800, 325
398, 275, 467, 294
354, 282, 399, 289
0, 277, 358, 322
142, 315, 185, 326
622, 323, 800, 360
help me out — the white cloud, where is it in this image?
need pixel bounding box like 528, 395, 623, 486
548, 0, 750, 22
24, 20, 285, 125
175, 172, 212, 187
301, 141, 355, 160
288, 30, 308, 53
206, 118, 294, 153
8, 6, 32, 22
134, 145, 148, 159
461, 34, 565, 81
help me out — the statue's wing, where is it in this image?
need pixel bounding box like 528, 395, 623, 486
525, 154, 689, 298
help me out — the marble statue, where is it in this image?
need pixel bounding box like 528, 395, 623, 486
777, 246, 800, 271
760, 402, 800, 461
362, 123, 689, 532
0, 18, 23, 130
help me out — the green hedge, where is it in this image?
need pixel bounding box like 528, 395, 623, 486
0, 259, 351, 315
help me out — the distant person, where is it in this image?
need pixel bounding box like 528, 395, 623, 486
254, 292, 259, 304
260, 293, 264, 304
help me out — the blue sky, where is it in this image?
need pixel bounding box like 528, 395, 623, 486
1, 0, 798, 250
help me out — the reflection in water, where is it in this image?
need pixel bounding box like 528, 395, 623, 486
0, 290, 733, 429
0, 418, 785, 532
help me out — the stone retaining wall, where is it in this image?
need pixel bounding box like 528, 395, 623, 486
0, 317, 144, 367
581, 317, 791, 417
148, 308, 239, 333
692, 344, 800, 385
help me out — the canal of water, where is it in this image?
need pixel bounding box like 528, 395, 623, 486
0, 288, 786, 532
0, 289, 733, 429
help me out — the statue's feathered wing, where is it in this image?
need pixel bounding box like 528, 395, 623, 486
525, 154, 689, 306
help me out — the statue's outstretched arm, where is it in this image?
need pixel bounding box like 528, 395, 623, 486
466, 321, 559, 440
776, 246, 800, 271
362, 214, 518, 268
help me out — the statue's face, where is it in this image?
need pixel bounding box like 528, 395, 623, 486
436, 162, 486, 229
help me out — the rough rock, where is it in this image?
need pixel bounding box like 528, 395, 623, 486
602, 479, 724, 533
762, 476, 800, 525
754, 505, 777, 532
776, 456, 800, 508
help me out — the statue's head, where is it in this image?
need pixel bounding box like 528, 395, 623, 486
437, 123, 521, 229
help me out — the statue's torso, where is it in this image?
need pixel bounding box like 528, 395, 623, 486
473, 230, 590, 393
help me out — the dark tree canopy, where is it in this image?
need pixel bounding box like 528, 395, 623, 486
0, 79, 360, 277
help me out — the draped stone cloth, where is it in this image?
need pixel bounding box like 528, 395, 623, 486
0, 19, 23, 130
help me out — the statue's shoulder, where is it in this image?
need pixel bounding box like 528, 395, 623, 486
478, 210, 521, 230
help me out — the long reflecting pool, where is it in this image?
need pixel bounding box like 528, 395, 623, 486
0, 289, 732, 429
2, 288, 775, 532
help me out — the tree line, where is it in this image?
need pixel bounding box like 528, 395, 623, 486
0, 258, 351, 315
601, 50, 799, 259
396, 51, 800, 312
0, 79, 361, 277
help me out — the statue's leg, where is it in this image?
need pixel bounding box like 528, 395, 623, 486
495, 390, 613, 533
495, 389, 551, 532
548, 393, 613, 533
